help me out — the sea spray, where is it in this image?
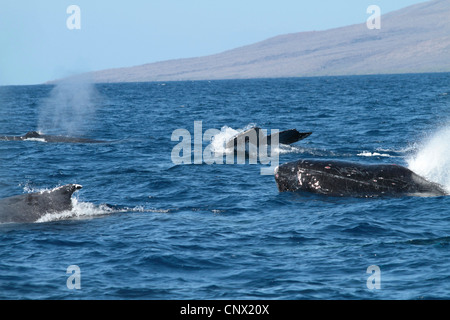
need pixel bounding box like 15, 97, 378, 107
407, 125, 450, 192
36, 198, 116, 223
38, 78, 99, 136
210, 126, 240, 154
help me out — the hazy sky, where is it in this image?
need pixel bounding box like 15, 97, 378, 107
0, 0, 428, 85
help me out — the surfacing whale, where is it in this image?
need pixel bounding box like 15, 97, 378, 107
274, 159, 448, 198
0, 131, 106, 143
0, 184, 82, 224
226, 127, 312, 150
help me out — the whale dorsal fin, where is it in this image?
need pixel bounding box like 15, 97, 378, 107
24, 131, 41, 138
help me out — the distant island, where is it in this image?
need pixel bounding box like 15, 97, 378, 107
53, 0, 450, 83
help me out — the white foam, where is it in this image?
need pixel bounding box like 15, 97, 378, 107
358, 151, 393, 157
21, 184, 80, 195
36, 198, 115, 223
407, 125, 450, 192
24, 138, 47, 143
21, 184, 54, 194
210, 125, 240, 154
270, 144, 292, 155
376, 145, 417, 154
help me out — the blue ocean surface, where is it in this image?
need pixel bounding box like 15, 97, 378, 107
0, 73, 449, 300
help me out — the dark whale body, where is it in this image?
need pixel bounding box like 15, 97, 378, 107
275, 159, 447, 198
226, 127, 312, 150
0, 184, 82, 224
0, 131, 105, 143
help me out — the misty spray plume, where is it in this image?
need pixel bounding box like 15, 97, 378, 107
407, 124, 450, 193
38, 78, 99, 136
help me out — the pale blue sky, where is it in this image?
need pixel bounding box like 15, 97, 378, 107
0, 0, 427, 85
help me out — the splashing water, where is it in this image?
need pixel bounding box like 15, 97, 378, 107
358, 151, 394, 158
38, 78, 98, 136
407, 125, 450, 192
210, 125, 240, 154
36, 198, 115, 223
209, 124, 313, 157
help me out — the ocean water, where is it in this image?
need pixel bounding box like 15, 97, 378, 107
0, 73, 449, 300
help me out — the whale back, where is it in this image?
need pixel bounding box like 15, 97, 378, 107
226, 127, 312, 150
275, 159, 447, 197
0, 184, 82, 223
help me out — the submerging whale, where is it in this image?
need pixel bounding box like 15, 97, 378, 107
0, 184, 82, 224
226, 127, 312, 151
274, 159, 447, 197
0, 131, 105, 143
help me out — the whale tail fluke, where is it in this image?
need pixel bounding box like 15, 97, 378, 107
268, 129, 312, 145
226, 127, 312, 150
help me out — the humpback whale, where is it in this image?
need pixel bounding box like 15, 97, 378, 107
274, 159, 448, 198
0, 131, 105, 143
226, 127, 312, 150
0, 184, 82, 224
